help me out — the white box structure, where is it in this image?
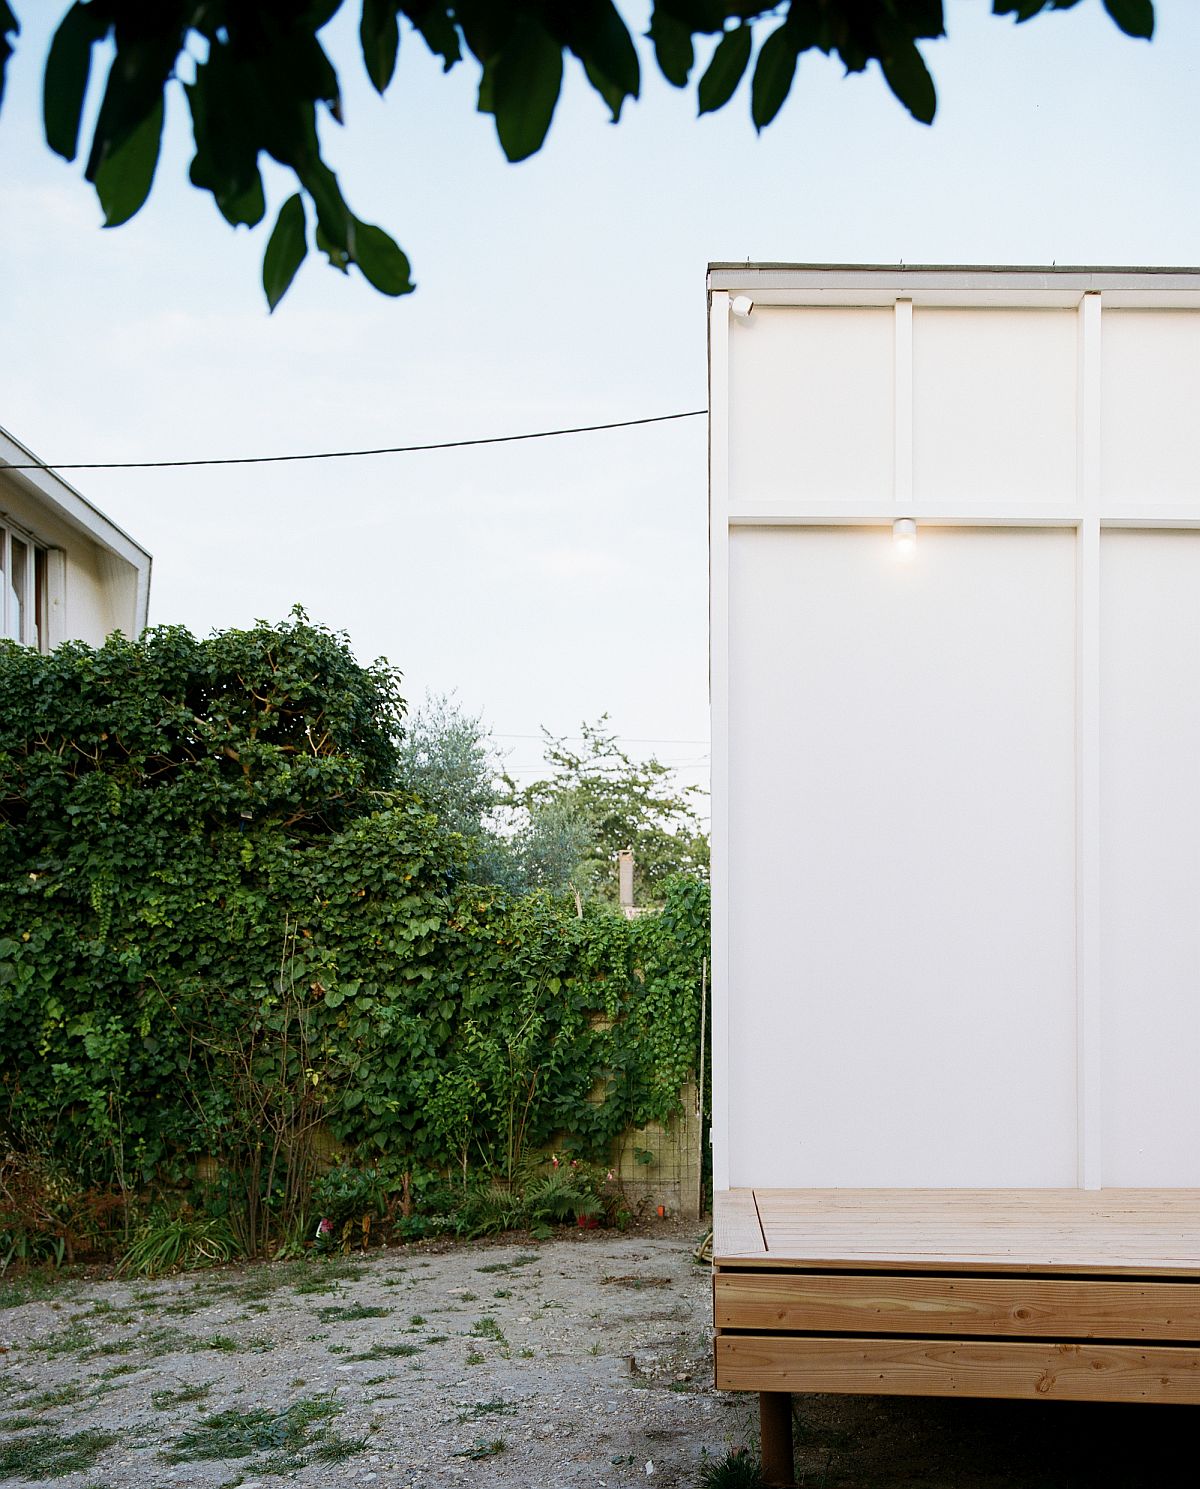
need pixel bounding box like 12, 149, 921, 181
708, 265, 1200, 1195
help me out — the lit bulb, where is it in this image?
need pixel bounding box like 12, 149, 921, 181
893, 517, 917, 560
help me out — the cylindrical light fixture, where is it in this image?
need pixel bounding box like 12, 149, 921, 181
893, 517, 917, 559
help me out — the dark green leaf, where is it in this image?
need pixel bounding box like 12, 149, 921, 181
94, 95, 163, 226
697, 27, 751, 117
263, 193, 308, 312
0, 2, 16, 111
879, 38, 936, 124
648, 7, 693, 88
315, 220, 351, 272
409, 5, 462, 70
562, 0, 639, 120
216, 174, 266, 230
349, 216, 414, 297
1103, 0, 1154, 38
751, 24, 799, 131
361, 0, 401, 93
488, 14, 563, 162
44, 1, 107, 161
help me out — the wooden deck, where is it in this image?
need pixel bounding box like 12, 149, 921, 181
714, 1189, 1200, 1410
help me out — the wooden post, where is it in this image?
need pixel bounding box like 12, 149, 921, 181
759, 1391, 794, 1487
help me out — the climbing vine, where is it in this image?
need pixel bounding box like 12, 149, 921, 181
0, 616, 708, 1255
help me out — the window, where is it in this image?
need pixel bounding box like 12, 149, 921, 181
1, 520, 49, 650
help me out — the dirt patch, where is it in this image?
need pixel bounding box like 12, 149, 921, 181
0, 1221, 748, 1488
2, 1223, 1191, 1488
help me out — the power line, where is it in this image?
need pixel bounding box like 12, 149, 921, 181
2, 408, 708, 473
494, 732, 710, 746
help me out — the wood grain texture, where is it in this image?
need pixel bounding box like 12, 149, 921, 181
730, 1189, 1200, 1275
715, 1334, 1200, 1403
713, 1188, 767, 1260
714, 1272, 1200, 1340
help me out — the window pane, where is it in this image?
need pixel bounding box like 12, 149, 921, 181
10, 537, 27, 643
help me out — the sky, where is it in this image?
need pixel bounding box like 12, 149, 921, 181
1, 0, 1198, 795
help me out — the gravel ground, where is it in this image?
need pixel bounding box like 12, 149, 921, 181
0, 1220, 752, 1489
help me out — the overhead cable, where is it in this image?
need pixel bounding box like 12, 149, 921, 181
3, 408, 708, 473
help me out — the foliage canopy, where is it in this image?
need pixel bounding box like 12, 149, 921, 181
0, 2, 1154, 307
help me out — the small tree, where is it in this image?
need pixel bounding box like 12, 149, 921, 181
505, 718, 708, 905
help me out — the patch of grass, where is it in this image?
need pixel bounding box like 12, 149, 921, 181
85, 1324, 188, 1360
0, 1414, 44, 1432
160, 1299, 204, 1317
32, 1321, 92, 1357
151, 1381, 213, 1409
517, 1348, 535, 1358
0, 1270, 64, 1309
346, 1341, 421, 1362
475, 1262, 512, 1274
327, 1344, 349, 1354
424, 1334, 449, 1344
315, 1302, 392, 1322
98, 1363, 140, 1380
0, 1428, 119, 1480
309, 1429, 369, 1463
193, 1334, 239, 1353
698, 1448, 766, 1489
456, 1398, 515, 1423
470, 1316, 509, 1347
494, 1288, 513, 1298
465, 1349, 485, 1366
362, 1374, 391, 1386
511, 1253, 539, 1266
20, 1382, 86, 1410
409, 1314, 426, 1325
453, 1437, 507, 1459
161, 1396, 342, 1467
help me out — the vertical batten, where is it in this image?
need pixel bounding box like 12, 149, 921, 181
1076, 291, 1103, 1189
894, 299, 914, 511
709, 290, 732, 1192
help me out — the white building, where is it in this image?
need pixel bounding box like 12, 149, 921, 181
1, 424, 150, 649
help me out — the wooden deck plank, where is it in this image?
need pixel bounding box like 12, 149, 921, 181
740, 1189, 1200, 1276
714, 1272, 1200, 1340
713, 1188, 768, 1261
715, 1335, 1200, 1403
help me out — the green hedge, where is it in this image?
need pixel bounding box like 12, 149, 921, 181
0, 616, 708, 1219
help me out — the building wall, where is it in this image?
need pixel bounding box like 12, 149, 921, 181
710, 268, 1200, 1192
1, 474, 144, 644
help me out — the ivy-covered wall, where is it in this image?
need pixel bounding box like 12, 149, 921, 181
0, 616, 708, 1226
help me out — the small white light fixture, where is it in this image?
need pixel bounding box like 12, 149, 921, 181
893, 517, 917, 559
730, 294, 754, 319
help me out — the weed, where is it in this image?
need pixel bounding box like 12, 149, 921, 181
32, 1321, 92, 1357
346, 1341, 420, 1361
512, 1253, 539, 1266
470, 1316, 509, 1347
698, 1448, 766, 1489
161, 1396, 341, 1466
20, 1382, 85, 1410
409, 1314, 426, 1326
363, 1374, 391, 1386
457, 1291, 479, 1302
453, 1437, 506, 1459
327, 1344, 349, 1354
475, 1262, 511, 1274
465, 1349, 485, 1365
589, 1342, 603, 1355
518, 1348, 535, 1358
425, 1334, 449, 1344
315, 1302, 392, 1322
0, 1428, 118, 1480
309, 1429, 369, 1463
151, 1382, 213, 1409
456, 1398, 515, 1423
118, 1209, 238, 1277
98, 1363, 140, 1380
0, 1414, 44, 1432
193, 1333, 239, 1352
494, 1287, 513, 1298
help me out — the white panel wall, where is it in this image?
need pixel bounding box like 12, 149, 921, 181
1100, 531, 1200, 1184
712, 270, 1200, 1194
728, 308, 894, 506
912, 310, 1078, 507
726, 526, 1078, 1187
1101, 311, 1200, 507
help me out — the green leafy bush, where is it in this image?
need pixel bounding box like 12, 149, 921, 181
0, 615, 709, 1259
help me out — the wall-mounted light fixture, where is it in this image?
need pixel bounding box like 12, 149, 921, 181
893, 517, 917, 560
731, 295, 754, 319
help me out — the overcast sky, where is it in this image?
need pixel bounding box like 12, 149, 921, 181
1, 0, 1197, 793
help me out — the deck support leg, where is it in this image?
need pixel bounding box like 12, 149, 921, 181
759, 1391, 794, 1487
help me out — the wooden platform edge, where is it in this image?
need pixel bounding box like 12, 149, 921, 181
715, 1334, 1200, 1404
